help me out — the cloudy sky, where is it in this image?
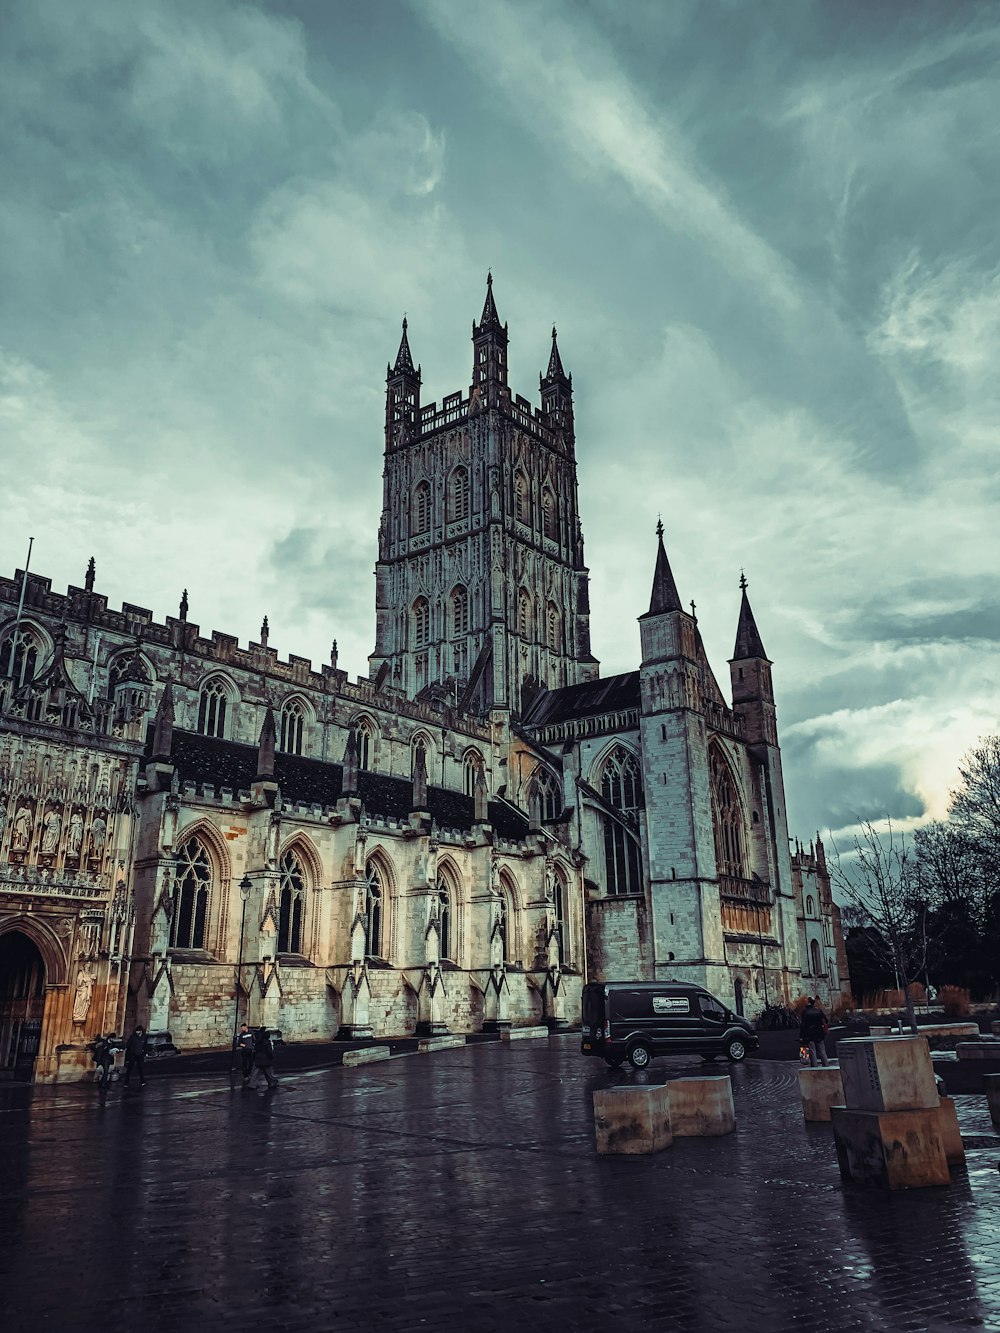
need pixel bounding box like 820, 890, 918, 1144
1, 0, 997, 842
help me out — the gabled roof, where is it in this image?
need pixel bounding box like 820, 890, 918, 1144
521, 672, 640, 728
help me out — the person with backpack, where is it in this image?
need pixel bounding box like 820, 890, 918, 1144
799, 997, 831, 1067
92, 1033, 117, 1086
247, 1026, 279, 1091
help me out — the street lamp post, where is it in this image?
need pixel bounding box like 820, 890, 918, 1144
230, 875, 252, 1080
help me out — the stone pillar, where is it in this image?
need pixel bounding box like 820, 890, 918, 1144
831, 1037, 950, 1190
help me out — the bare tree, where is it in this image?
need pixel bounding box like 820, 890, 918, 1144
830, 819, 928, 1033
949, 736, 1000, 876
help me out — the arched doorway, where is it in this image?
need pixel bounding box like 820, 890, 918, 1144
0, 932, 46, 1080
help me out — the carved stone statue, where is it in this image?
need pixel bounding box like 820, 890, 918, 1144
41, 808, 63, 855
89, 815, 108, 857
0, 799, 7, 841
72, 968, 96, 1023
66, 811, 85, 858
12, 806, 32, 852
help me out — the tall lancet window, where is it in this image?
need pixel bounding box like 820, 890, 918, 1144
412, 481, 431, 536
278, 849, 305, 953
171, 837, 212, 950
600, 748, 643, 896
280, 699, 305, 755
451, 585, 469, 637
1, 627, 40, 689
412, 598, 430, 649
710, 747, 746, 879
448, 467, 469, 522
365, 863, 384, 958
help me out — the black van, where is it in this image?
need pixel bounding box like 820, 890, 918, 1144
581, 981, 758, 1070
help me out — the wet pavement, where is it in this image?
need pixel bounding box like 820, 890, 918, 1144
2, 1037, 1000, 1332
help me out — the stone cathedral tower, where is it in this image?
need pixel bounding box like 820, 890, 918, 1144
370, 276, 599, 712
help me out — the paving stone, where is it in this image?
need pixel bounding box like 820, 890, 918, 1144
1, 1048, 999, 1332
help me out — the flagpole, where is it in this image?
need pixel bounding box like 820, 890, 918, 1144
6, 536, 33, 680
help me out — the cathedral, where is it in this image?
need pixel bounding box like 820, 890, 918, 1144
0, 278, 848, 1082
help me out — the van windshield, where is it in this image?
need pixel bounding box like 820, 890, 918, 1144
582, 987, 606, 1026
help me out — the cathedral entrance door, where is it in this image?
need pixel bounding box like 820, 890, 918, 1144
0, 932, 47, 1081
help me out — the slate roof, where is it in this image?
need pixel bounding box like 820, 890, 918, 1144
520, 671, 641, 728
154, 729, 528, 839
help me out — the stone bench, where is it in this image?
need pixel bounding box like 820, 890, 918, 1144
593, 1084, 672, 1155
956, 1041, 1000, 1060
830, 1105, 951, 1189
937, 1096, 965, 1165
501, 1025, 550, 1042
417, 1035, 466, 1053
667, 1075, 735, 1137
798, 1065, 844, 1122
985, 1073, 1000, 1128
870, 1023, 979, 1041
342, 1046, 392, 1067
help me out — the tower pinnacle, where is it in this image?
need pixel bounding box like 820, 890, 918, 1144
646, 523, 682, 615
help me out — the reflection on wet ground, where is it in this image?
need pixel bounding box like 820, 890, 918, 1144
2, 1040, 999, 1331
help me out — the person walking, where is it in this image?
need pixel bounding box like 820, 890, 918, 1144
236, 1023, 255, 1083
92, 1033, 117, 1087
122, 1024, 149, 1088
247, 1026, 279, 1091
800, 997, 831, 1067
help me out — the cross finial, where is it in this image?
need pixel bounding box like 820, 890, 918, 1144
655, 514, 664, 541
739, 568, 748, 592
690, 600, 697, 620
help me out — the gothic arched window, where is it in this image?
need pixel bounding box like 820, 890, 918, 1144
451, 585, 469, 637
463, 750, 482, 797
710, 747, 746, 879
546, 603, 561, 651
365, 863, 384, 958
106, 651, 151, 699
278, 849, 306, 953
412, 597, 430, 649
412, 480, 431, 536
806, 895, 815, 917
514, 473, 528, 524
197, 678, 232, 739
542, 489, 557, 540
356, 719, 374, 770
1, 626, 40, 689
811, 938, 822, 976
533, 767, 561, 821
436, 874, 452, 961
518, 589, 532, 639
600, 748, 643, 896
280, 699, 306, 756
171, 836, 212, 950
448, 467, 469, 522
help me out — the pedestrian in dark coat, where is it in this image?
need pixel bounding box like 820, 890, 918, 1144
236, 1023, 255, 1082
92, 1034, 116, 1086
248, 1026, 278, 1090
799, 998, 830, 1067
122, 1025, 148, 1087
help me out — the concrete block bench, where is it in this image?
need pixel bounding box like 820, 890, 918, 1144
985, 1073, 1000, 1128
593, 1084, 672, 1154
870, 1022, 979, 1041
417, 1035, 466, 1053
667, 1075, 735, 1137
798, 1065, 844, 1122
501, 1025, 550, 1042
830, 1106, 951, 1189
956, 1041, 1000, 1060
936, 1097, 965, 1165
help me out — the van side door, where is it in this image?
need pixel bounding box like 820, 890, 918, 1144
695, 993, 729, 1051
650, 991, 701, 1051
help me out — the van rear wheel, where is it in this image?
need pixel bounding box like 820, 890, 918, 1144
725, 1037, 748, 1063
605, 1056, 624, 1069
626, 1043, 652, 1071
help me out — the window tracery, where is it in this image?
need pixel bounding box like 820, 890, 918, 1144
171, 836, 212, 950
600, 748, 643, 896
197, 678, 231, 739
412, 480, 431, 536
280, 699, 306, 755
278, 849, 305, 953
365, 863, 384, 958
710, 747, 746, 879
463, 751, 482, 797
412, 597, 430, 649
1, 627, 40, 689
451, 585, 469, 637
448, 467, 469, 522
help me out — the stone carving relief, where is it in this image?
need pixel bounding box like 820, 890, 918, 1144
41, 807, 63, 855
72, 967, 96, 1023
12, 806, 31, 852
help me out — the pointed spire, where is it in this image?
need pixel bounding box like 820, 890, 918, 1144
256, 707, 276, 781
152, 682, 174, 761
479, 270, 502, 331
545, 325, 566, 379
392, 317, 416, 375
260, 615, 269, 648
342, 727, 359, 796
85, 557, 96, 593
646, 521, 683, 615
733, 574, 768, 660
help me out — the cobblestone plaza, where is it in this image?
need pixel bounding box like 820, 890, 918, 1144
3, 1039, 999, 1332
